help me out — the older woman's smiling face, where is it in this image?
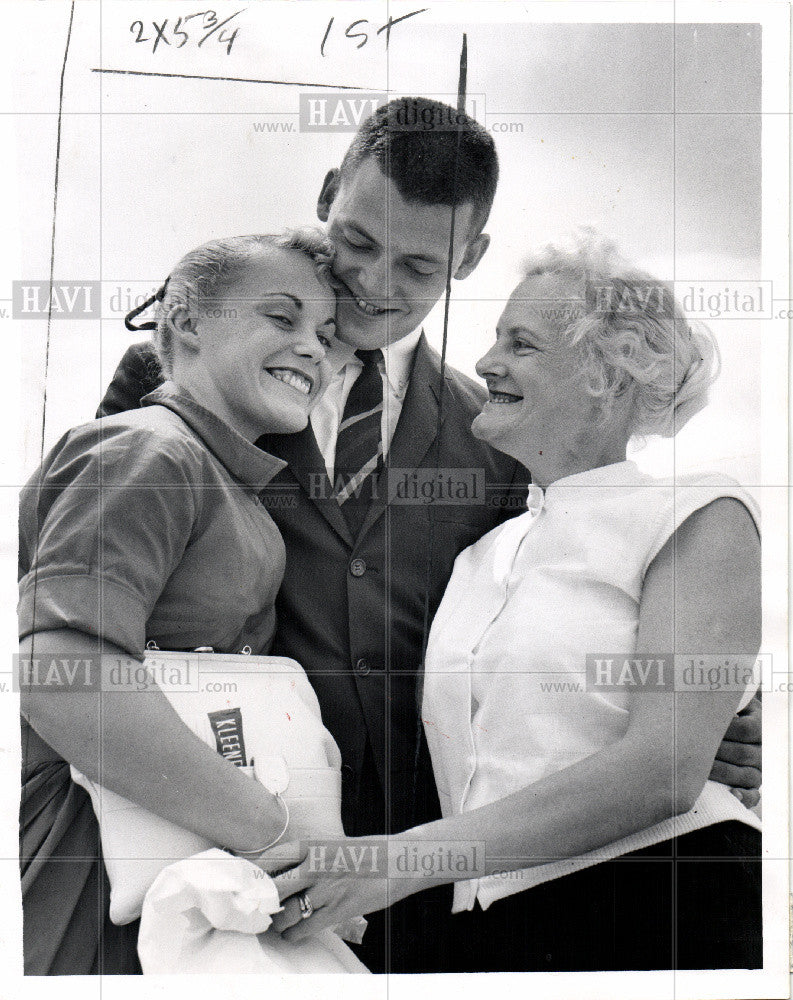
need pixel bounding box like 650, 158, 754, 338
471, 272, 601, 471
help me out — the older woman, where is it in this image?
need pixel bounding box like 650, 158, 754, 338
19, 229, 340, 974
273, 235, 762, 971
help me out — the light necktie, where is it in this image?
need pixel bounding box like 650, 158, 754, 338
333, 348, 384, 534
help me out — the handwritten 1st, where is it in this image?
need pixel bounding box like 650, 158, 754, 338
320, 9, 427, 55
129, 9, 245, 55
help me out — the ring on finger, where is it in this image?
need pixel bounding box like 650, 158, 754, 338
297, 891, 314, 920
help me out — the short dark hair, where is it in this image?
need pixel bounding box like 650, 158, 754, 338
339, 97, 498, 235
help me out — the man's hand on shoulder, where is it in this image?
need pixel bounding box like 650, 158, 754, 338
709, 693, 762, 808
97, 341, 163, 418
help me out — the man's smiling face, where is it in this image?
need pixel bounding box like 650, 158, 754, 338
318, 157, 487, 350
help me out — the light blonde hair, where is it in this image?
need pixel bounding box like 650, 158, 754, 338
521, 229, 720, 438
154, 228, 335, 376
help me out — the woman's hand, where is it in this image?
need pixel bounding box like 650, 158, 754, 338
270, 836, 413, 942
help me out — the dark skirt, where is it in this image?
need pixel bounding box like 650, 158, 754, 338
430, 821, 762, 973
20, 722, 141, 976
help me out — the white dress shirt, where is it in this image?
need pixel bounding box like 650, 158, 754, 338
422, 460, 761, 912
311, 327, 423, 479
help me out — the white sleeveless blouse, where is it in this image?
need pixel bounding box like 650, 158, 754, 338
422, 460, 762, 913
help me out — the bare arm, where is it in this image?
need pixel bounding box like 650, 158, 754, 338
274, 497, 762, 935
21, 628, 285, 854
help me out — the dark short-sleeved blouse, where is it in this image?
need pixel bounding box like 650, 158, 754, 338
19, 380, 287, 658
18, 381, 289, 975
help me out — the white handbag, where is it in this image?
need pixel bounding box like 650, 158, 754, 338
71, 648, 346, 925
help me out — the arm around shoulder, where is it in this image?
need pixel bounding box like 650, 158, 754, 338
97, 340, 163, 417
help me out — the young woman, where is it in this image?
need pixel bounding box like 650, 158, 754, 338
272, 234, 762, 971
19, 229, 341, 974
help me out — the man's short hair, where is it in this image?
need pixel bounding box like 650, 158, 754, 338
339, 97, 498, 235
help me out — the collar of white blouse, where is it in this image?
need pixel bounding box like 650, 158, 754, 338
541, 459, 640, 497
494, 461, 640, 589
525, 483, 544, 516
490, 462, 642, 591
489, 484, 545, 592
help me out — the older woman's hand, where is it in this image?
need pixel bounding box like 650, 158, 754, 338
269, 836, 412, 943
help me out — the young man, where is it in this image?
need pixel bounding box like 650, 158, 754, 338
91, 98, 761, 973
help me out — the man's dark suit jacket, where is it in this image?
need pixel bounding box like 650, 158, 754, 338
98, 336, 530, 836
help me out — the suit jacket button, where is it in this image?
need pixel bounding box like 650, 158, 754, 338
355, 658, 371, 676
349, 558, 367, 577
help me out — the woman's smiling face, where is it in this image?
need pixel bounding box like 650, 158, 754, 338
185, 246, 338, 439
471, 272, 599, 468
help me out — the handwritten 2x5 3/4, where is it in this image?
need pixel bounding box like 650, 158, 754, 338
127, 8, 429, 57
